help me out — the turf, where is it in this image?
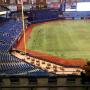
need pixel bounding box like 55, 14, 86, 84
26, 20, 90, 61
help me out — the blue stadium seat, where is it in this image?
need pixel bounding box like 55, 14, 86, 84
0, 18, 22, 52
0, 17, 53, 76
0, 53, 51, 76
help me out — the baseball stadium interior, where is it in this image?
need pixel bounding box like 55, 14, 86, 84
0, 0, 90, 90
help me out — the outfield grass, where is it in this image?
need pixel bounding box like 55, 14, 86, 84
26, 20, 90, 61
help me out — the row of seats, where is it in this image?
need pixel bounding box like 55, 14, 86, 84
28, 9, 60, 23
0, 17, 9, 26
0, 44, 10, 52
0, 53, 21, 63
0, 17, 51, 76
0, 18, 22, 52
0, 53, 51, 76
63, 11, 90, 19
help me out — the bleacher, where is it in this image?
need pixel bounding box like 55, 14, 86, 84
0, 17, 22, 52
0, 17, 52, 76
63, 11, 90, 19
27, 8, 61, 23
0, 53, 51, 76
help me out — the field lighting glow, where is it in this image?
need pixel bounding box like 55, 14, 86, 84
77, 2, 90, 11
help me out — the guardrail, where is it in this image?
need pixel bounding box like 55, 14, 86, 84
0, 85, 90, 90
0, 75, 90, 90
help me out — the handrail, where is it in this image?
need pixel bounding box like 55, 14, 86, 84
0, 85, 90, 89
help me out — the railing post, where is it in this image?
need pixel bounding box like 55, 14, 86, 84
75, 77, 81, 85
19, 77, 29, 90
2, 78, 11, 90
57, 77, 66, 85
37, 77, 48, 90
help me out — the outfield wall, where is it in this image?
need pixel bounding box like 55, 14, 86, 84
63, 11, 90, 19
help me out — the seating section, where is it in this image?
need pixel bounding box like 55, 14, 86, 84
0, 18, 22, 52
79, 0, 90, 2
28, 9, 60, 23
0, 53, 50, 76
63, 11, 90, 19
0, 17, 52, 76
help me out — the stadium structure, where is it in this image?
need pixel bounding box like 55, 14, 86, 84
0, 0, 90, 88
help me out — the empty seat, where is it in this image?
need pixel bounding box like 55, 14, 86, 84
0, 53, 50, 76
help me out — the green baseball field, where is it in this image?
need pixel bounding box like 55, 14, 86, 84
26, 20, 90, 61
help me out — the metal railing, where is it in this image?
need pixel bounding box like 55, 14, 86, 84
0, 85, 90, 90
0, 75, 90, 90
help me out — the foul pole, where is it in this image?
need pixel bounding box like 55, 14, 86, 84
21, 0, 27, 58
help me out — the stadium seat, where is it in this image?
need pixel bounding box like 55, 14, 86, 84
0, 53, 51, 75
0, 18, 23, 52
